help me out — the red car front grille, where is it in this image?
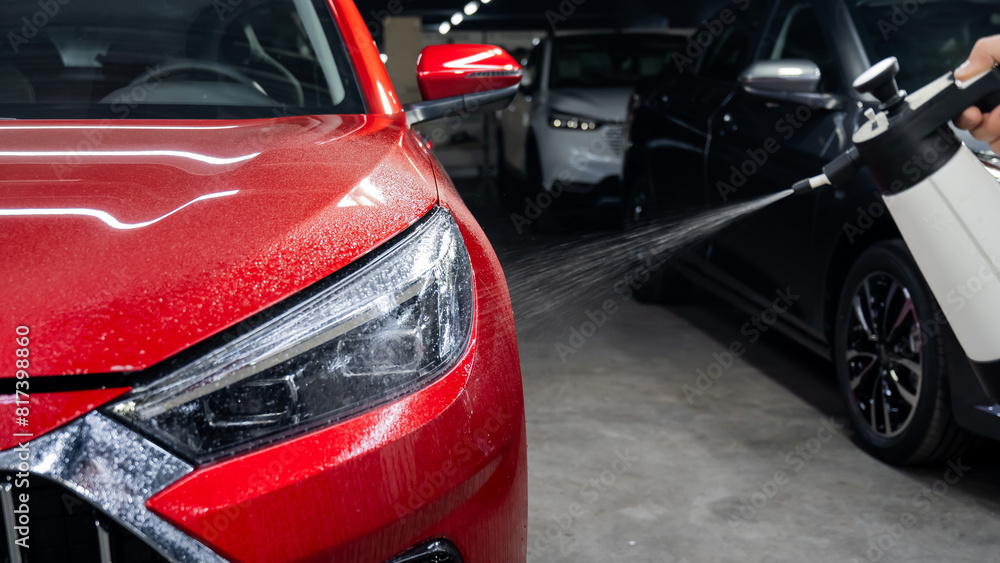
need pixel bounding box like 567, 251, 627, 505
0, 474, 169, 563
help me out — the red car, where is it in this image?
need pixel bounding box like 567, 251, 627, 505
0, 0, 526, 561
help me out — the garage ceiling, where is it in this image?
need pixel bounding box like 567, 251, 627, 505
354, 0, 729, 33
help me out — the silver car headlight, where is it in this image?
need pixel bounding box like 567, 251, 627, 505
548, 111, 605, 131
107, 207, 474, 463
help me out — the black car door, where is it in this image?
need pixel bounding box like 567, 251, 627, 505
705, 0, 850, 339
643, 1, 767, 212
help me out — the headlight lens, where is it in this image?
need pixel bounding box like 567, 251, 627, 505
107, 207, 474, 463
548, 111, 603, 131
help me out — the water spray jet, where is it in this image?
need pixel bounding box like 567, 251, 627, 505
504, 192, 793, 331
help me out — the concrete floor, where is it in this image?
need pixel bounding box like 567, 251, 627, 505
455, 179, 1000, 563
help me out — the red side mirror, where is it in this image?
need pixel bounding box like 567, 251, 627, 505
416, 44, 522, 101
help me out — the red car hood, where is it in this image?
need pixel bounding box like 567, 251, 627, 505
0, 115, 438, 377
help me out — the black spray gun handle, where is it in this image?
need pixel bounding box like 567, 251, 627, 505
792, 57, 1000, 195
974, 88, 1000, 114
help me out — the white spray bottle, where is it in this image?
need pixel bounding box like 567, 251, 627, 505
794, 57, 1000, 393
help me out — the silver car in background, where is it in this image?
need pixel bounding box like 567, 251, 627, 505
496, 30, 686, 217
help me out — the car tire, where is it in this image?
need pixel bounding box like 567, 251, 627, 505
834, 240, 973, 465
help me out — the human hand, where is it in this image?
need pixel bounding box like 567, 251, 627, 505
954, 36, 1000, 151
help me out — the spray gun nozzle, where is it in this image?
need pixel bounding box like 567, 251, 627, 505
792, 174, 831, 195
791, 147, 864, 196
791, 178, 812, 194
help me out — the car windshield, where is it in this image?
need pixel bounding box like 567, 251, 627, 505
548, 34, 683, 89
0, 0, 366, 119
850, 0, 1000, 92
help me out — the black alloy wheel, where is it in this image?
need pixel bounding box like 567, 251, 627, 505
834, 241, 973, 464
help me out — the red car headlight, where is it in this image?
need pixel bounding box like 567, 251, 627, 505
106, 207, 474, 464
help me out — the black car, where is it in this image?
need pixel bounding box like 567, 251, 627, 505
623, 0, 1000, 464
